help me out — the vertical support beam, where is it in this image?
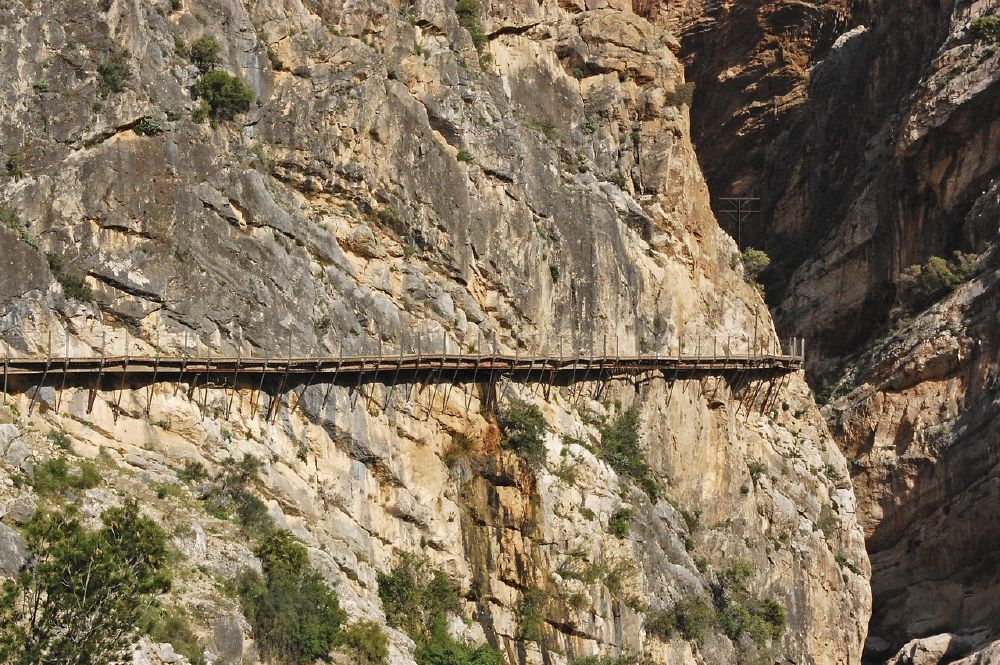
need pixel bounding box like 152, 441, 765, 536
30, 332, 53, 415
1, 340, 8, 404
89, 330, 106, 414
226, 346, 241, 418
385, 342, 404, 411
55, 327, 69, 414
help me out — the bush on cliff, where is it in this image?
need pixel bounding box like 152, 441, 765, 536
233, 530, 345, 664
378, 553, 502, 665
896, 251, 978, 315
598, 407, 660, 501
498, 399, 548, 468
191, 70, 253, 122
0, 501, 171, 664
970, 16, 1000, 42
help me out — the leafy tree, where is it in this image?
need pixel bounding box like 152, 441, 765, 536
234, 530, 345, 664
189, 35, 222, 71
0, 501, 171, 665
739, 248, 771, 282
896, 252, 978, 315
378, 553, 502, 665
498, 399, 548, 468
598, 407, 660, 500
191, 70, 254, 122
98, 52, 132, 96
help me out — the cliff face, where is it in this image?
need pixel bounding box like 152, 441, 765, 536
0, 1, 869, 664
651, 0, 1000, 662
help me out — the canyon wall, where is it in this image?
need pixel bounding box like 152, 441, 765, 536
648, 0, 1000, 661
0, 1, 869, 665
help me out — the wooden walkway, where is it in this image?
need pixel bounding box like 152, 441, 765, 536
1, 341, 805, 420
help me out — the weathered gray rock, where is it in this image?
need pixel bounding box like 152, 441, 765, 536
4, 495, 36, 525
211, 615, 244, 665
0, 522, 27, 576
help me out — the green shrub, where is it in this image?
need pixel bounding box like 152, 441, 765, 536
5, 150, 25, 179
739, 248, 770, 283
498, 399, 548, 468
336, 621, 389, 665
712, 560, 786, 647
378, 552, 461, 641
970, 16, 1000, 42
517, 588, 546, 642
378, 553, 501, 665
0, 501, 170, 664
201, 454, 273, 535
234, 530, 345, 665
188, 35, 222, 71
597, 407, 660, 500
142, 605, 207, 665
134, 115, 164, 136
455, 0, 487, 52
672, 595, 716, 643
179, 459, 208, 483
45, 429, 71, 450
46, 252, 94, 302
415, 631, 503, 665
191, 70, 254, 122
98, 51, 131, 96
31, 458, 101, 494
608, 508, 633, 538
896, 252, 978, 314
666, 81, 695, 106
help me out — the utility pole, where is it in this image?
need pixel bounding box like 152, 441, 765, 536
719, 196, 760, 248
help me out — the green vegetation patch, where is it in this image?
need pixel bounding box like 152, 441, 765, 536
378, 553, 502, 665
233, 530, 346, 664
970, 16, 1000, 42
46, 253, 94, 302
98, 51, 132, 96
608, 507, 633, 538
191, 70, 254, 122
0, 501, 170, 664
896, 251, 978, 315
30, 457, 101, 494
498, 399, 548, 468
597, 407, 660, 500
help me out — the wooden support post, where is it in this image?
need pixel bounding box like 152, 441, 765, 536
351, 341, 366, 409
466, 333, 481, 413
424, 336, 446, 421
293, 360, 320, 416
366, 338, 383, 413
2, 341, 7, 404
56, 327, 69, 414
384, 342, 404, 411
147, 350, 160, 415
174, 332, 188, 397
30, 331, 54, 415
251, 356, 269, 419
201, 345, 211, 416
89, 331, 106, 414
322, 344, 342, 413
444, 337, 462, 410
226, 347, 241, 418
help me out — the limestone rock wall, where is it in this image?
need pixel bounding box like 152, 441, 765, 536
0, 1, 869, 664
649, 0, 1000, 662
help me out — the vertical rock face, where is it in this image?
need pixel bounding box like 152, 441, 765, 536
0, 1, 868, 664
654, 0, 1000, 661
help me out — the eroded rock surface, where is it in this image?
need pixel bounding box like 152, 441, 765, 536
0, 1, 868, 664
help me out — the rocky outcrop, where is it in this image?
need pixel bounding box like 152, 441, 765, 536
649, 1, 1000, 661
0, 1, 869, 664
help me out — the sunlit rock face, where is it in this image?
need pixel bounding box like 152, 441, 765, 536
0, 1, 868, 664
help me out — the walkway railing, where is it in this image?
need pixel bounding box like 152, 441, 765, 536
1, 338, 806, 420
